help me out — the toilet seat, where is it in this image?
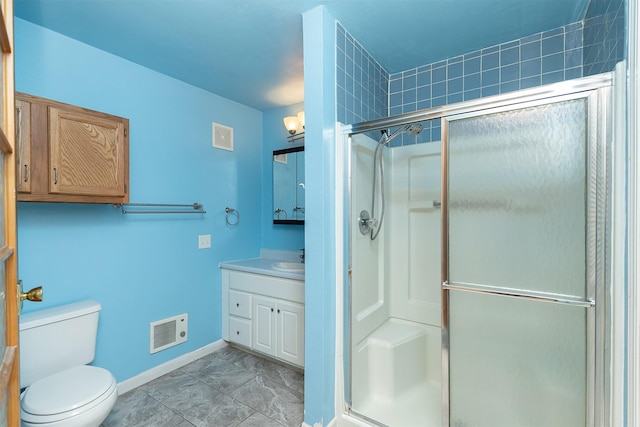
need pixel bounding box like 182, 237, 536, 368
21, 365, 117, 425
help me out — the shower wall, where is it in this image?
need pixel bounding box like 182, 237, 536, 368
350, 134, 389, 345
349, 133, 443, 427
350, 133, 443, 339
388, 142, 442, 326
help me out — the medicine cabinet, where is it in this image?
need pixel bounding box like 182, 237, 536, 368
273, 146, 304, 225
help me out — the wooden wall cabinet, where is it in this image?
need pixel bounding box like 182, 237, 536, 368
15, 93, 129, 203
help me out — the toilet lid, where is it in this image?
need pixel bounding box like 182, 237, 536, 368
22, 365, 115, 416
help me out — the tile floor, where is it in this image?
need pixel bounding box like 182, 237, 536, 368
101, 345, 304, 427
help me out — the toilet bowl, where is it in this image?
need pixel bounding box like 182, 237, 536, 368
21, 365, 117, 427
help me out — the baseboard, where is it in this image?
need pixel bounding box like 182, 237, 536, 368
116, 340, 227, 395
301, 418, 337, 427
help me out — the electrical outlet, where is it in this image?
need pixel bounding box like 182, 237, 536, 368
198, 234, 211, 249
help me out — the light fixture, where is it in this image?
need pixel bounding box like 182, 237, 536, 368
297, 111, 305, 129
283, 116, 300, 135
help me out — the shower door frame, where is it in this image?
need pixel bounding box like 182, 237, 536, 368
343, 72, 613, 427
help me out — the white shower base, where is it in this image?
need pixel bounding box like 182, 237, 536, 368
351, 318, 441, 426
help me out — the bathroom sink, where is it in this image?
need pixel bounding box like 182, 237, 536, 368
271, 262, 305, 272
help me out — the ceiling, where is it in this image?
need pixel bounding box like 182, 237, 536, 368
14, 0, 590, 111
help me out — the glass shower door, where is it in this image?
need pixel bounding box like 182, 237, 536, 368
443, 93, 605, 427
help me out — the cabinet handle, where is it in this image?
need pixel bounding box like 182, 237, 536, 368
24, 165, 29, 183
53, 167, 58, 185
16, 106, 22, 146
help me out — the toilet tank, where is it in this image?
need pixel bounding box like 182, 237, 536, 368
19, 300, 102, 388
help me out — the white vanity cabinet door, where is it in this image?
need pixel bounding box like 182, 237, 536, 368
277, 300, 305, 367
253, 296, 277, 357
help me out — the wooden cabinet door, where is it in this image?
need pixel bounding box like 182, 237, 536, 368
15, 98, 29, 193
276, 301, 305, 367
252, 296, 276, 357
49, 107, 127, 197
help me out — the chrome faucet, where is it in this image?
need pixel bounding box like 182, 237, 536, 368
300, 248, 305, 263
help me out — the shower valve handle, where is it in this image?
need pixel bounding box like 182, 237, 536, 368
358, 210, 378, 235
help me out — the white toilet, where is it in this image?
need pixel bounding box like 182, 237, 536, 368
19, 300, 118, 427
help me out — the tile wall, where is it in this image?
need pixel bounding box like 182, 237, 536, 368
388, 22, 584, 145
336, 0, 626, 146
336, 23, 389, 126
583, 0, 626, 75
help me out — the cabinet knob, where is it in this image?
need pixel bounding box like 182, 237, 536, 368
236, 303, 239, 307
236, 331, 240, 335
277, 309, 281, 313
271, 308, 274, 312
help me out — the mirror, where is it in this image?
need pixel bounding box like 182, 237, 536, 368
273, 146, 304, 225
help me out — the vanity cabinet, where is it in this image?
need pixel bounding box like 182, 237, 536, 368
222, 268, 304, 368
15, 92, 129, 203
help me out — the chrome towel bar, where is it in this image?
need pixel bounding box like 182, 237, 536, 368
113, 202, 206, 214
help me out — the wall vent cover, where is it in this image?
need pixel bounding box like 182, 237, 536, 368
150, 313, 188, 354
212, 122, 234, 151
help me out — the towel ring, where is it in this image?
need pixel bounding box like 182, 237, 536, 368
225, 207, 240, 226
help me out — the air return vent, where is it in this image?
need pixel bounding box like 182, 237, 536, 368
150, 313, 188, 354
212, 122, 234, 151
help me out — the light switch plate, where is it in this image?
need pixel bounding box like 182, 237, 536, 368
198, 234, 211, 249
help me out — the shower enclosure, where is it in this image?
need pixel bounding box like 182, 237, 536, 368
343, 73, 613, 426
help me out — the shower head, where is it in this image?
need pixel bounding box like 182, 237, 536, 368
406, 124, 424, 136
377, 123, 423, 146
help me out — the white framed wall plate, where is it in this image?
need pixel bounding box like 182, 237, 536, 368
212, 122, 234, 151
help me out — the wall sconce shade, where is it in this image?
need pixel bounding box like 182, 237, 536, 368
283, 116, 300, 135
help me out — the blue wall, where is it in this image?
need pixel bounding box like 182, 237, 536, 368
15, 19, 265, 382
302, 6, 337, 426
261, 102, 305, 249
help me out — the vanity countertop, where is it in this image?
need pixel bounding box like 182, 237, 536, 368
219, 249, 304, 281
